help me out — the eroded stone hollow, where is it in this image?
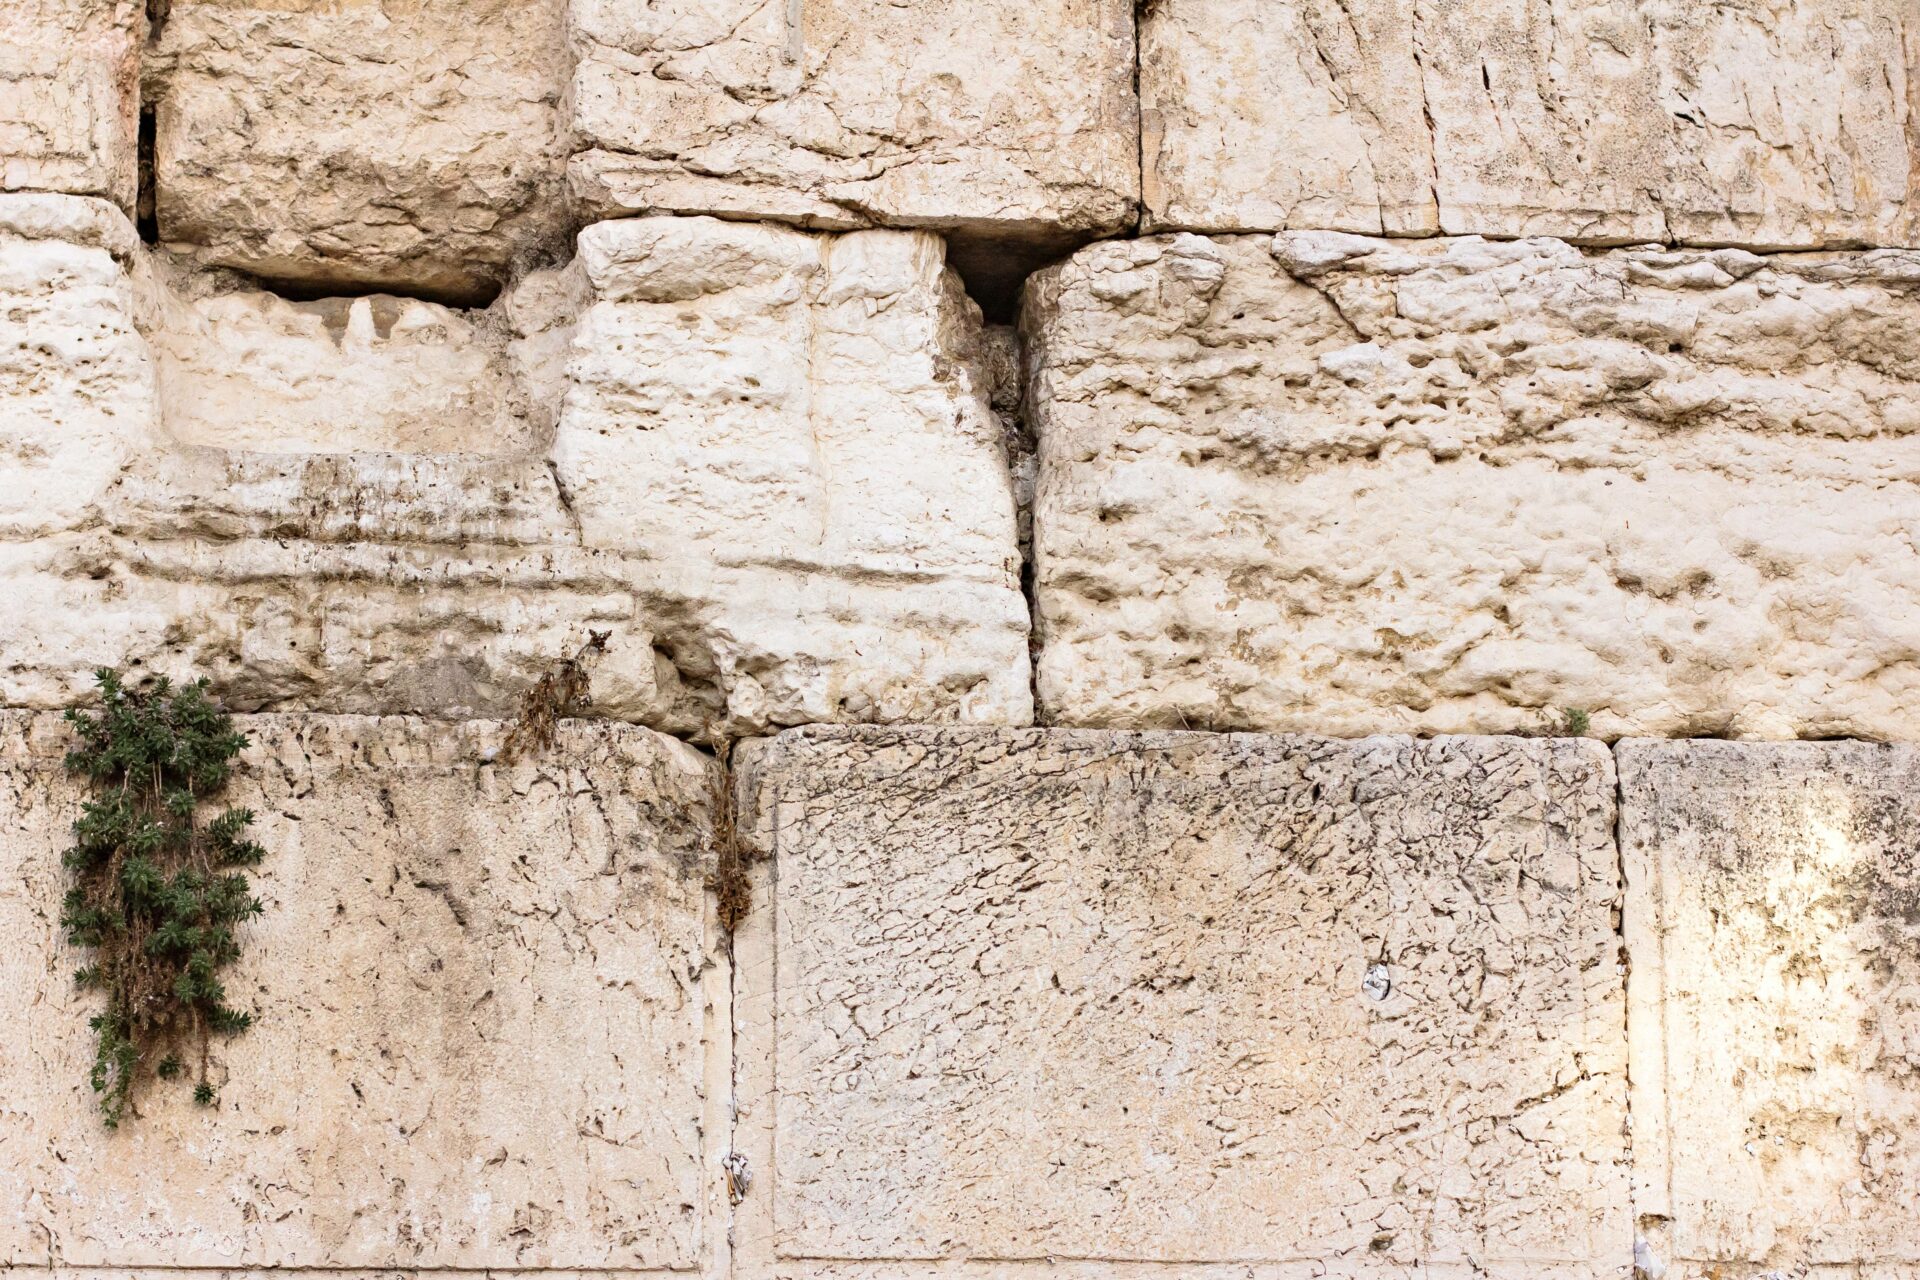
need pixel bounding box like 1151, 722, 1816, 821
2, 1, 1919, 1277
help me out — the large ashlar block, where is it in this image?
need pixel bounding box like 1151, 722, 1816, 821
568, 0, 1141, 299
0, 0, 140, 207
0, 712, 725, 1270
0, 194, 152, 539
1622, 741, 1920, 1279
735, 726, 1628, 1277
1024, 232, 1920, 740
1141, 0, 1920, 249
148, 0, 570, 302
0, 199, 1030, 737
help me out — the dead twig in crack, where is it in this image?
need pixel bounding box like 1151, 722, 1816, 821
500, 630, 611, 764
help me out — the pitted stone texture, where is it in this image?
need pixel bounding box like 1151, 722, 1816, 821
0, 1, 139, 207
568, 0, 1140, 284
144, 257, 550, 457
1622, 741, 1920, 1280
0, 712, 724, 1270
1024, 232, 1920, 740
0, 194, 154, 539
0, 210, 1029, 738
735, 727, 1627, 1274
1141, 0, 1920, 249
148, 0, 569, 302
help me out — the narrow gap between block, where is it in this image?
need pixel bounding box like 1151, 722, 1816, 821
135, 107, 158, 245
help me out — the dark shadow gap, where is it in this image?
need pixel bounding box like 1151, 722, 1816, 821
945, 228, 1093, 325
210, 266, 505, 311
135, 107, 158, 244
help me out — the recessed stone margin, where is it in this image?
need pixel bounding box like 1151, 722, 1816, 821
0, 711, 732, 1275
731, 725, 1630, 1279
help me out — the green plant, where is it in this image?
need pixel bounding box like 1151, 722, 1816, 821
61, 669, 265, 1126
1562, 707, 1592, 737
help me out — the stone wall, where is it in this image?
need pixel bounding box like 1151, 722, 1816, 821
5, 721, 1918, 1279
3, 4, 1918, 1279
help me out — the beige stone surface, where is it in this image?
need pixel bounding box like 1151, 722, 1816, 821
148, 0, 570, 302
0, 194, 154, 540
546, 216, 1032, 734
0, 1, 139, 207
138, 251, 567, 457
1622, 741, 1920, 1279
0, 711, 724, 1270
0, 205, 1030, 737
568, 0, 1140, 296
1141, 0, 1920, 249
735, 726, 1628, 1274
1024, 231, 1920, 740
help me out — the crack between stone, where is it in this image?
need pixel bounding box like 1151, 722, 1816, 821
1132, 0, 1150, 235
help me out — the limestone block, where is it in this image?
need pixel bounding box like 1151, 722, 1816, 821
144, 258, 545, 457
1141, 0, 1920, 249
0, 0, 140, 207
148, 0, 570, 302
735, 726, 1628, 1275
0, 211, 1029, 737
0, 712, 725, 1270
1621, 741, 1920, 1279
568, 0, 1140, 296
551, 216, 1032, 732
1024, 232, 1920, 739
0, 194, 155, 539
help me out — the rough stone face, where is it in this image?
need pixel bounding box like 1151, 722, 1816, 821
1024, 231, 1920, 740
0, 201, 1030, 737
148, 0, 570, 302
146, 263, 544, 457
0, 0, 139, 207
0, 193, 152, 539
1622, 741, 1920, 1279
0, 712, 725, 1270
1141, 0, 1920, 249
735, 726, 1628, 1274
568, 0, 1141, 300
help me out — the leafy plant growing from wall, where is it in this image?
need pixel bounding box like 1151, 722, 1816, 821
61, 669, 265, 1126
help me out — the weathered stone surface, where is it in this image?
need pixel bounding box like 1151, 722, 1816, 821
1141, 0, 1920, 249
148, 0, 570, 302
0, 204, 1030, 737
735, 726, 1628, 1273
0, 194, 153, 540
551, 217, 1030, 735
1622, 741, 1920, 1279
1024, 232, 1920, 739
568, 0, 1141, 298
143, 257, 550, 457
0, 712, 725, 1270
0, 0, 139, 207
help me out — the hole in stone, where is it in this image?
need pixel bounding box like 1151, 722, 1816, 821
945, 226, 1093, 324
136, 107, 158, 244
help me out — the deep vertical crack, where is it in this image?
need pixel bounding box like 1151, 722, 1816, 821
135, 106, 158, 244
1134, 1, 1147, 231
